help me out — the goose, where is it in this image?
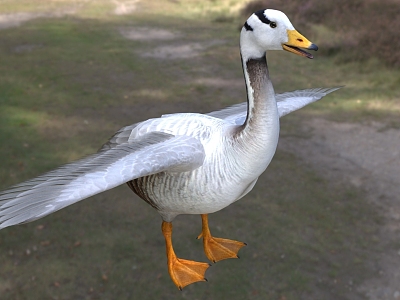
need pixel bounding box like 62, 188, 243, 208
0, 9, 340, 290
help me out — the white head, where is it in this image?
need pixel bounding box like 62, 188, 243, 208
240, 9, 318, 61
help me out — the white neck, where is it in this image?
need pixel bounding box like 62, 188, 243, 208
239, 27, 265, 61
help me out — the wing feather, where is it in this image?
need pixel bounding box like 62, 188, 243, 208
100, 87, 341, 150
99, 123, 140, 151
207, 87, 342, 124
0, 132, 205, 229
275, 87, 342, 117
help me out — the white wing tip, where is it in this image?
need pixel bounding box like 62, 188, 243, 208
277, 86, 343, 118
318, 86, 344, 95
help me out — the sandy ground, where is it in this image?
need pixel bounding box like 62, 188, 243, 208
280, 119, 400, 300
1, 4, 399, 299
0, 0, 137, 30
0, 8, 78, 29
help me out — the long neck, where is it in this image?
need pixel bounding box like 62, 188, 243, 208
237, 53, 278, 137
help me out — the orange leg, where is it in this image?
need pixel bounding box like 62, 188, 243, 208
197, 214, 247, 263
162, 221, 210, 290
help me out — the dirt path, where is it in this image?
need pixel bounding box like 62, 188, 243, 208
0, 0, 137, 30
1, 5, 399, 298
279, 118, 400, 300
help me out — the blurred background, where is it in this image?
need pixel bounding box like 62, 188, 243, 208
0, 0, 399, 299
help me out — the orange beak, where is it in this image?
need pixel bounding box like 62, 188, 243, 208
282, 29, 318, 59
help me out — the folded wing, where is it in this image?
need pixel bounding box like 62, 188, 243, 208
0, 132, 205, 229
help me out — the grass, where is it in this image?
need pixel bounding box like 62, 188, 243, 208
0, 0, 397, 299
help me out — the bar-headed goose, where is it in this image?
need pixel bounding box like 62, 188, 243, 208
0, 9, 340, 289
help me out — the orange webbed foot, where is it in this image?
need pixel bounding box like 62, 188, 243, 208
167, 256, 210, 290
197, 214, 246, 263
162, 221, 210, 290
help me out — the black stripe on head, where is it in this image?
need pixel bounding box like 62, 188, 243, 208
254, 9, 271, 25
244, 21, 253, 31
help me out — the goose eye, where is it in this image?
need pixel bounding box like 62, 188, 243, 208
270, 22, 277, 28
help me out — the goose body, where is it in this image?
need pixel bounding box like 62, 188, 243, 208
122, 55, 279, 221
127, 96, 278, 221
0, 9, 340, 289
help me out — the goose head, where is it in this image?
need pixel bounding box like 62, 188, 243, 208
240, 9, 318, 61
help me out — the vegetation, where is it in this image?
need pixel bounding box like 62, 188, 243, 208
0, 0, 398, 299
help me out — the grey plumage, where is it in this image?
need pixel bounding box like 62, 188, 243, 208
0, 132, 205, 228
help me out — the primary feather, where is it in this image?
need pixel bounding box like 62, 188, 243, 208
208, 87, 342, 124
0, 132, 204, 228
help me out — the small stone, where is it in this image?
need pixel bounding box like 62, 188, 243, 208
25, 249, 31, 255
41, 240, 51, 246
394, 291, 400, 299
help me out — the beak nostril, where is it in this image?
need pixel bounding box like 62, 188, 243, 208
297, 38, 303, 42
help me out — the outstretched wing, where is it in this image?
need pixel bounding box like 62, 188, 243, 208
99, 123, 140, 151
0, 132, 205, 229
275, 87, 342, 117
100, 87, 342, 150
207, 87, 342, 125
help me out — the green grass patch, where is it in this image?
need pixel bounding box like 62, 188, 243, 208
0, 1, 396, 299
